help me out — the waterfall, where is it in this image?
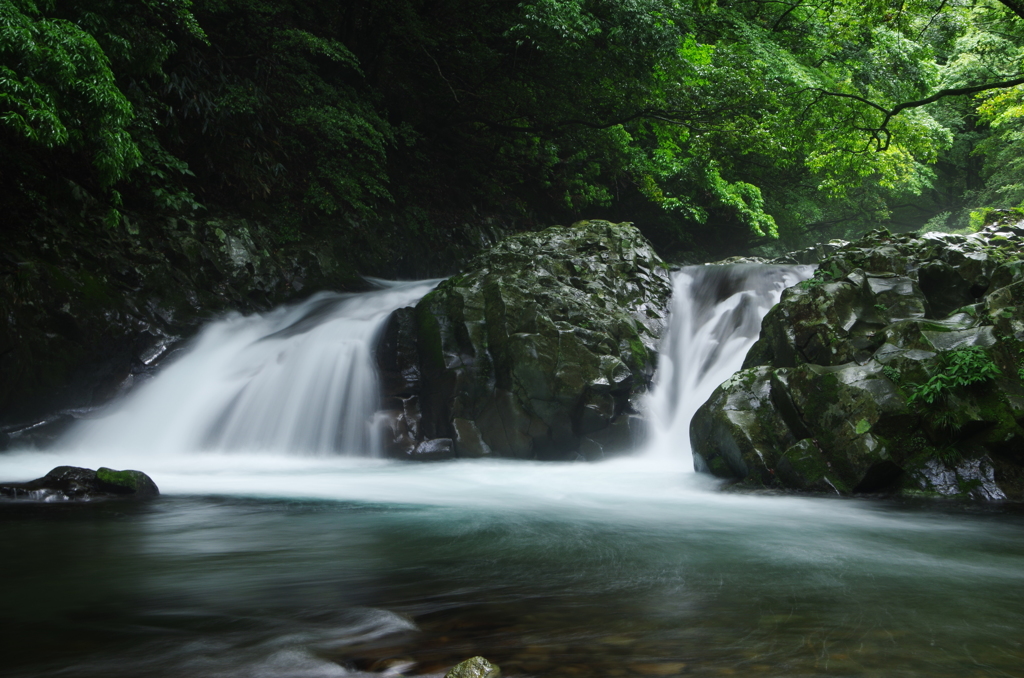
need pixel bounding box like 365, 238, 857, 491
51, 265, 811, 467
7, 264, 1024, 678
65, 279, 438, 456
644, 265, 813, 466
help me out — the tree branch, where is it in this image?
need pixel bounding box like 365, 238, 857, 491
813, 75, 1024, 150
998, 0, 1024, 21
771, 1, 805, 32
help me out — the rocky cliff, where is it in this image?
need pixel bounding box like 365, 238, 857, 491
692, 218, 1024, 500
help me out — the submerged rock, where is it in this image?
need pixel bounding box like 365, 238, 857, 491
692, 220, 1024, 500
376, 220, 672, 461
445, 656, 501, 678
0, 466, 159, 501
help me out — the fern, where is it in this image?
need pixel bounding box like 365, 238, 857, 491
909, 346, 1001, 404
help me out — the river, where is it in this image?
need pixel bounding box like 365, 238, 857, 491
2, 268, 1023, 677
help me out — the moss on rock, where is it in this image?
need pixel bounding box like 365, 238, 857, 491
378, 220, 672, 460
695, 221, 1024, 499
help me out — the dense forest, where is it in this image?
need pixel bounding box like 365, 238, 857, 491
5, 0, 1024, 265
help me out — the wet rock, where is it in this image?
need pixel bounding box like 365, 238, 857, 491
409, 438, 456, 461
694, 223, 1024, 499
690, 367, 796, 482
903, 454, 1007, 500
95, 466, 160, 496
453, 417, 492, 458
377, 307, 422, 398
0, 466, 159, 501
376, 396, 424, 458
376, 220, 672, 461
445, 656, 501, 678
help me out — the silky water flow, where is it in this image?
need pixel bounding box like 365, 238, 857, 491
2, 266, 1024, 678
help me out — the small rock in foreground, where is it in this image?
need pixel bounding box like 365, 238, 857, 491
445, 656, 501, 678
0, 466, 159, 502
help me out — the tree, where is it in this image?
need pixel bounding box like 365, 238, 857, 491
0, 0, 140, 186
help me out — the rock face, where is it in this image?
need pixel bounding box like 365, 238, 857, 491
692, 219, 1024, 500
0, 466, 159, 501
376, 220, 673, 461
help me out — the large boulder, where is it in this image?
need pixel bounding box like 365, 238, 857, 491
376, 220, 673, 461
692, 218, 1024, 500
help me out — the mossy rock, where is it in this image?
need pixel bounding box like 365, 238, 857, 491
698, 224, 1024, 499
445, 656, 500, 678
96, 467, 160, 497
379, 220, 673, 460
0, 466, 159, 501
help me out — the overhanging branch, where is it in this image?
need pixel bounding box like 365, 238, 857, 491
814, 75, 1024, 150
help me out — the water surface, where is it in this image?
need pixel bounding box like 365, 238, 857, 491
3, 268, 1023, 677
3, 456, 1023, 677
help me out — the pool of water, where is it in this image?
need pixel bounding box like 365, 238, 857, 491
3, 456, 1023, 678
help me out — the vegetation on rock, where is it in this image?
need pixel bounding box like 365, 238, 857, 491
908, 345, 1002, 404
693, 213, 1024, 500
0, 465, 159, 500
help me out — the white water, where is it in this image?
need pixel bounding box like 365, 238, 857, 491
65, 279, 439, 457
6, 266, 1024, 678
645, 265, 813, 466
0, 265, 813, 506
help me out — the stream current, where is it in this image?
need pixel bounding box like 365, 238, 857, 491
2, 268, 1024, 677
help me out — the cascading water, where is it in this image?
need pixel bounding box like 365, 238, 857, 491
17, 265, 815, 471
644, 265, 813, 465
64, 279, 439, 457
4, 265, 1024, 678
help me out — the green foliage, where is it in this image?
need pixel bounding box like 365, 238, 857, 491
8, 0, 1024, 256
0, 0, 140, 185
798, 273, 831, 291
933, 410, 963, 434
909, 346, 1002, 405
798, 261, 843, 290
937, 445, 963, 467
969, 207, 996, 232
